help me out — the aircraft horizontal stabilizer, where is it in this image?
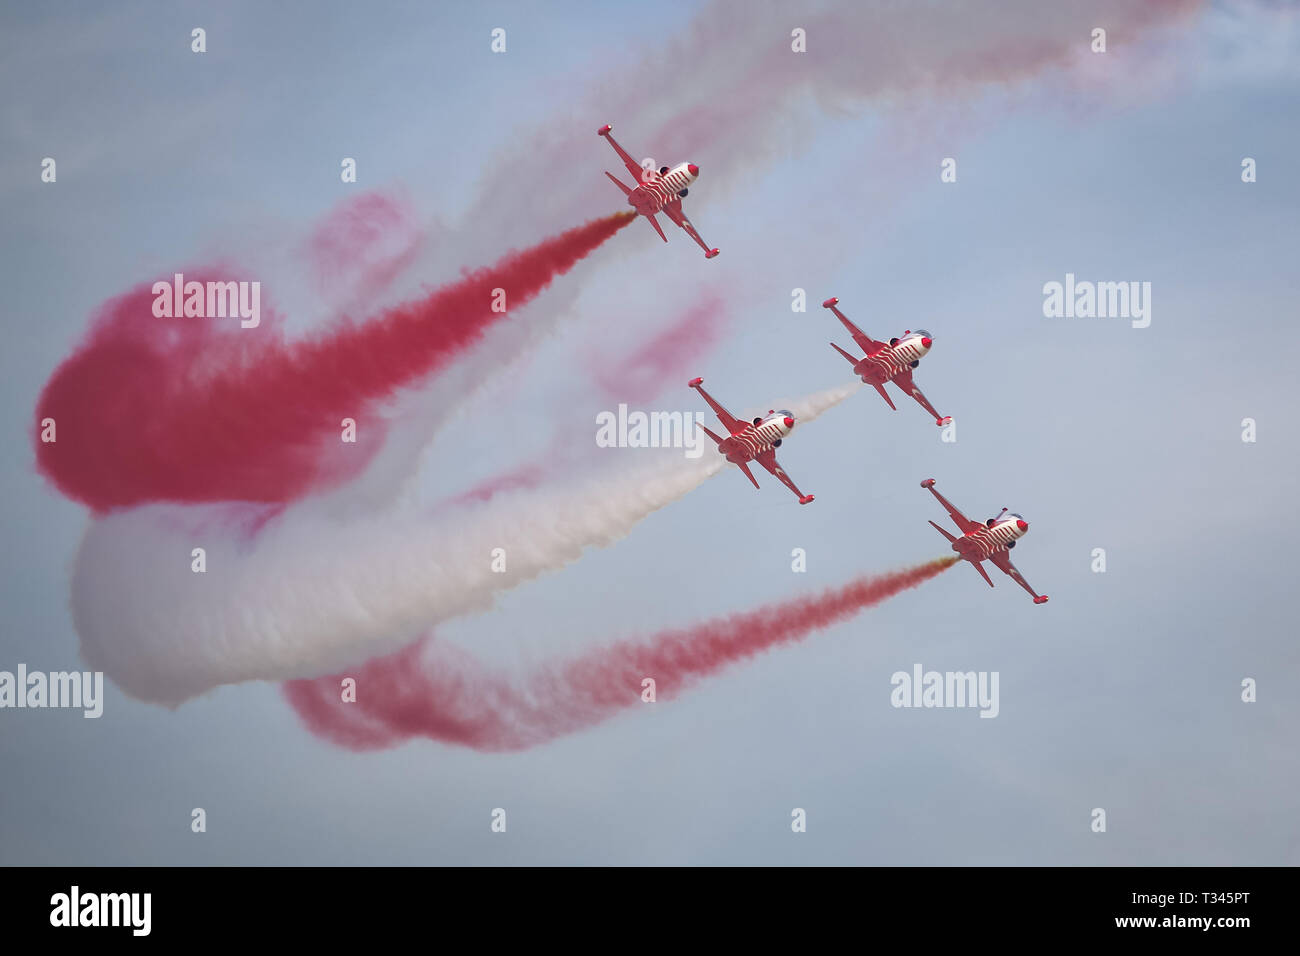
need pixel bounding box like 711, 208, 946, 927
604, 171, 633, 196
830, 342, 859, 366
928, 519, 956, 544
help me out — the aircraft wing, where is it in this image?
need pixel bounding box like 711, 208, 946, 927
921, 479, 981, 534
662, 200, 719, 258
598, 124, 653, 183
822, 297, 886, 354
988, 549, 1049, 603
892, 369, 950, 426
688, 378, 742, 434
756, 449, 813, 504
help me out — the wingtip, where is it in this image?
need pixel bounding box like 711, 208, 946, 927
1034, 595, 1049, 605
821, 297, 838, 308
937, 416, 952, 426
688, 377, 703, 388
705, 248, 720, 259
920, 478, 936, 488
799, 495, 815, 505
597, 124, 612, 135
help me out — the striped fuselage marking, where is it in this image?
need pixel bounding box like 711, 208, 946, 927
719, 418, 788, 463
855, 338, 926, 385
629, 165, 694, 214
956, 521, 1023, 561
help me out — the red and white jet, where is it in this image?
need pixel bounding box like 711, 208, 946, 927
920, 479, 1048, 604
822, 297, 951, 427
598, 124, 719, 259
689, 377, 813, 504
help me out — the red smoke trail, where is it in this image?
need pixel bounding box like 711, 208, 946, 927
304, 191, 425, 312
429, 293, 732, 511
435, 460, 548, 511
589, 292, 727, 403
285, 556, 959, 753
34, 211, 635, 512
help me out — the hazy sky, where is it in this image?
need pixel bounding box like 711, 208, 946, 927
2, 0, 1298, 865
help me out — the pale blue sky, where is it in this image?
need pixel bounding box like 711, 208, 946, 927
2, 0, 1297, 864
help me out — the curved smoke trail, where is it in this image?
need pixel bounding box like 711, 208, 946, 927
70, 383, 858, 705
331, 2, 1207, 514
35, 212, 633, 512
286, 557, 960, 752
588, 292, 728, 404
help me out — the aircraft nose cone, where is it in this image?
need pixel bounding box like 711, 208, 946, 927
687, 163, 699, 176
783, 417, 794, 428
1016, 519, 1029, 532
921, 337, 932, 348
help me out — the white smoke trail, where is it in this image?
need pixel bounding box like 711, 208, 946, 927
71, 383, 857, 705
319, 0, 1204, 514
452, 0, 1205, 254
770, 381, 861, 424
60, 1, 1205, 705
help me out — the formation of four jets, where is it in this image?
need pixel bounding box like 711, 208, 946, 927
597, 123, 1047, 605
